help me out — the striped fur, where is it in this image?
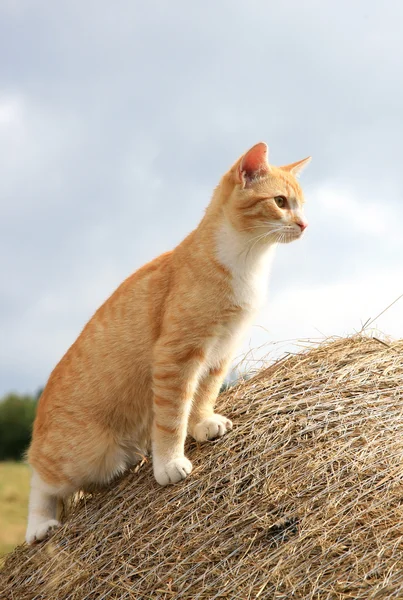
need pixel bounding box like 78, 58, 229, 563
25, 142, 311, 544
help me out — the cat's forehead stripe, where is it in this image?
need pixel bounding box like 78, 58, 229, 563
275, 171, 301, 199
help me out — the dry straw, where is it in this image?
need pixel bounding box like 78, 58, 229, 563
2, 335, 403, 599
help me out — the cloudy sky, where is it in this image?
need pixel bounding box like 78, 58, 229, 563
1, 1, 403, 396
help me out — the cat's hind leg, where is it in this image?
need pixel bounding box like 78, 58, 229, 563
25, 470, 63, 544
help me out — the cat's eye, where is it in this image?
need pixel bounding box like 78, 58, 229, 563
274, 196, 287, 208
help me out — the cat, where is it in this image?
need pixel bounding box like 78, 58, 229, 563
25, 142, 311, 544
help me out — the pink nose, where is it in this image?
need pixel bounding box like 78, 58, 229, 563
296, 220, 308, 232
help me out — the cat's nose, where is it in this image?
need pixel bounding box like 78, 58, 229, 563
296, 220, 308, 232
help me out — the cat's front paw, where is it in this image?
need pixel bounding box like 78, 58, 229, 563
192, 414, 233, 442
153, 456, 193, 486
25, 519, 60, 545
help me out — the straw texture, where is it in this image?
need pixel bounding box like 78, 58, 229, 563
2, 335, 403, 599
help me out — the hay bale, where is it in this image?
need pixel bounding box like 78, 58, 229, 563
2, 335, 403, 599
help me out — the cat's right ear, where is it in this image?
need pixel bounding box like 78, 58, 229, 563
237, 142, 270, 188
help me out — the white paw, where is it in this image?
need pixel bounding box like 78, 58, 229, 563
192, 414, 233, 442
25, 519, 60, 544
153, 456, 193, 486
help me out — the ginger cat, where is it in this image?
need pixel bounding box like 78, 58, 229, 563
26, 142, 311, 544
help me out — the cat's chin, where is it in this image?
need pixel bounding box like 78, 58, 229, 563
279, 232, 303, 244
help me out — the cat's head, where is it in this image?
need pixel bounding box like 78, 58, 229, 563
221, 142, 311, 244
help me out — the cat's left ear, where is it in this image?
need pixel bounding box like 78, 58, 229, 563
280, 156, 312, 178
237, 142, 271, 188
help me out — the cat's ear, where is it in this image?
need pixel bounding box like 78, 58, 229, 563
280, 156, 312, 178
238, 142, 270, 187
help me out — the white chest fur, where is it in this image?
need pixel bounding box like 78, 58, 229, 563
205, 317, 252, 371
214, 220, 277, 310
203, 220, 276, 371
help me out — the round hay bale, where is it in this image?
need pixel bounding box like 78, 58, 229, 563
2, 336, 403, 599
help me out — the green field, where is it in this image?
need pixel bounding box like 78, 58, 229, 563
0, 462, 30, 558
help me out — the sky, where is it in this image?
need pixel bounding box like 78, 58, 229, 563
1, 0, 403, 395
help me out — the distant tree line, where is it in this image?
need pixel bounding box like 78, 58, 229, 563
0, 390, 41, 461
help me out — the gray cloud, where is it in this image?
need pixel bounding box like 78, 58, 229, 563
1, 0, 402, 394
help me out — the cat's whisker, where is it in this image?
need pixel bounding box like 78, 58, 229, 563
245, 226, 285, 258
241, 223, 291, 234
245, 232, 270, 260
241, 224, 276, 232
247, 228, 281, 256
